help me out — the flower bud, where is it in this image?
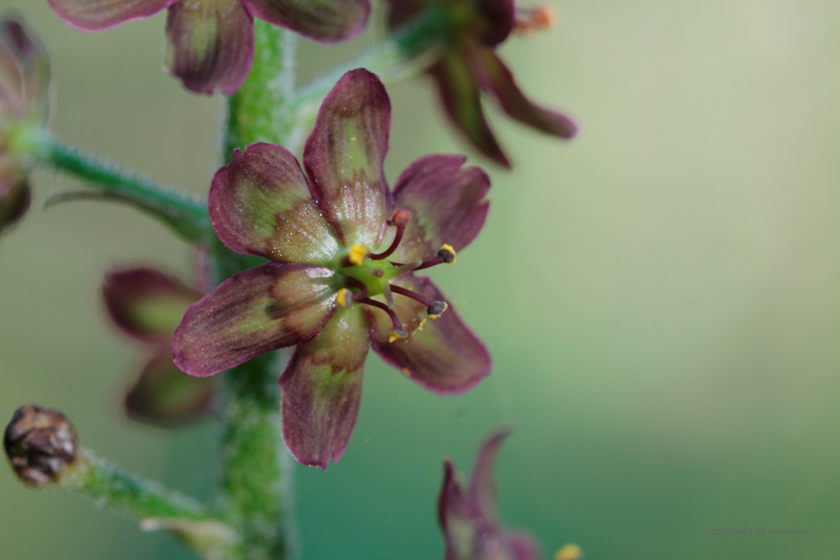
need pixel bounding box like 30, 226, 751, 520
4, 404, 79, 486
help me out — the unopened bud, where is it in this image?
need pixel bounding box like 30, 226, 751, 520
4, 404, 79, 486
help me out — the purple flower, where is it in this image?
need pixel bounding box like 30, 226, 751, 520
439, 430, 541, 560
0, 16, 49, 235
47, 0, 370, 95
173, 68, 491, 468
387, 0, 576, 167
103, 267, 215, 426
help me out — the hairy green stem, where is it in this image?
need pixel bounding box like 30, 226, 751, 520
216, 20, 298, 560
292, 6, 446, 129
40, 135, 211, 243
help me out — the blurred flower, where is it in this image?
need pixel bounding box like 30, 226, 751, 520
554, 544, 584, 560
103, 267, 214, 426
387, 0, 576, 167
47, 0, 371, 95
173, 68, 491, 468
439, 430, 541, 560
0, 15, 50, 235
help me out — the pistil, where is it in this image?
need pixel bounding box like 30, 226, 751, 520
370, 209, 410, 261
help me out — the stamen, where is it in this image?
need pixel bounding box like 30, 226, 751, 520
391, 285, 448, 318
516, 5, 556, 34
370, 209, 411, 261
337, 278, 368, 308
348, 244, 367, 266
362, 298, 408, 342
336, 288, 353, 308
411, 245, 457, 272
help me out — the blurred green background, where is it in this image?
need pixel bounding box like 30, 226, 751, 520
3, 0, 840, 558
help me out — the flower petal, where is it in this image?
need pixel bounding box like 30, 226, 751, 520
210, 143, 340, 265
47, 0, 176, 31
124, 348, 215, 427
502, 530, 542, 560
103, 267, 202, 343
475, 0, 515, 46
388, 154, 490, 263
0, 162, 30, 234
165, 0, 254, 95
0, 17, 49, 116
428, 54, 510, 168
303, 68, 392, 248
439, 459, 476, 560
471, 48, 577, 139
243, 0, 369, 42
173, 262, 339, 376
468, 429, 510, 525
369, 275, 490, 394
278, 305, 368, 469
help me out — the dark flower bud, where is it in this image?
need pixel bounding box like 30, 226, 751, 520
4, 404, 79, 487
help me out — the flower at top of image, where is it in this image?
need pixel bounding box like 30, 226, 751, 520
386, 0, 576, 168
0, 15, 49, 235
47, 0, 371, 95
173, 68, 492, 469
103, 267, 215, 426
439, 430, 541, 560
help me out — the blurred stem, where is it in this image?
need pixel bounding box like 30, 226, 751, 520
291, 6, 446, 131
39, 134, 212, 244
65, 449, 238, 559
217, 20, 297, 560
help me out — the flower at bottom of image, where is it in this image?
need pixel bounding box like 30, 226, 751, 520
439, 430, 542, 560
172, 68, 492, 469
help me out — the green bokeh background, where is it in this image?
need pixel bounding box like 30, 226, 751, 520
2, 0, 840, 558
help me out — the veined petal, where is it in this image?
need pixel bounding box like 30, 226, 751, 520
279, 305, 369, 469
47, 0, 176, 32
502, 531, 541, 560
471, 48, 577, 139
165, 0, 254, 95
210, 143, 340, 265
429, 54, 510, 168
369, 275, 490, 394
0, 17, 49, 117
173, 262, 339, 376
468, 429, 510, 525
243, 0, 369, 43
303, 68, 392, 248
103, 267, 202, 343
388, 154, 490, 263
124, 348, 215, 427
439, 459, 476, 560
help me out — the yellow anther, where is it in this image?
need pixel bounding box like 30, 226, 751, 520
429, 301, 448, 319
388, 327, 408, 343
388, 331, 400, 343
336, 288, 352, 308
348, 244, 367, 266
555, 544, 584, 560
439, 244, 457, 264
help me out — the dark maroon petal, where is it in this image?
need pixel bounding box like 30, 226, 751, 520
0, 17, 49, 117
369, 275, 490, 394
388, 154, 490, 263
438, 459, 476, 560
428, 55, 510, 168
210, 143, 340, 265
165, 0, 254, 95
468, 429, 510, 525
384, 0, 424, 29
475, 0, 515, 46
124, 348, 215, 427
173, 262, 339, 376
502, 530, 542, 560
278, 305, 369, 469
47, 0, 176, 31
103, 267, 202, 344
0, 163, 30, 233
471, 48, 577, 139
303, 69, 392, 248
243, 0, 369, 43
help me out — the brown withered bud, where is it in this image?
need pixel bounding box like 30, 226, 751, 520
4, 404, 79, 486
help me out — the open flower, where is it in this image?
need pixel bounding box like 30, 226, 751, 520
0, 16, 49, 234
48, 0, 370, 95
387, 0, 576, 167
103, 267, 214, 426
173, 68, 491, 468
439, 430, 541, 560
